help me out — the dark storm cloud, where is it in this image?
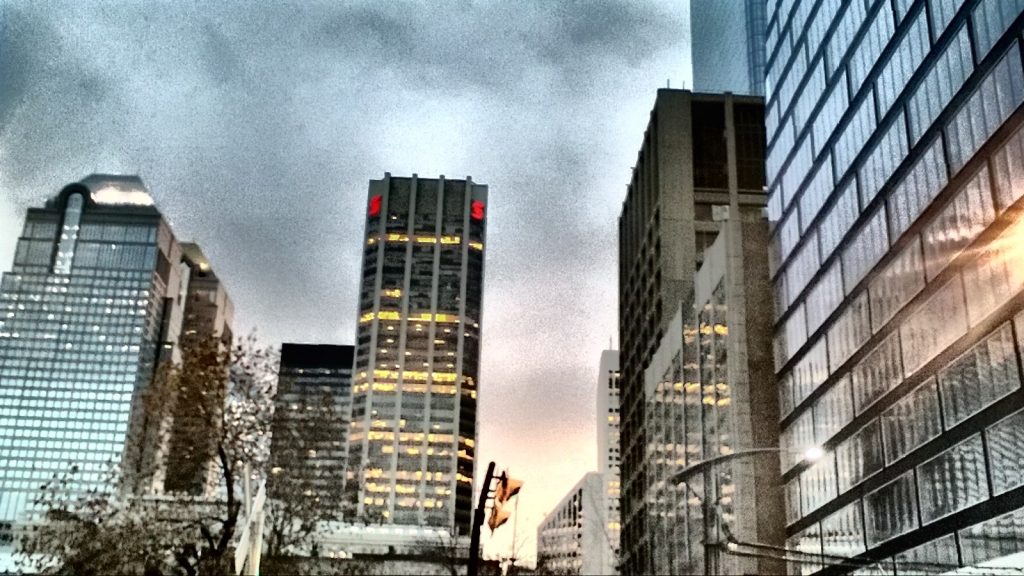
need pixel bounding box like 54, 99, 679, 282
0, 0, 688, 560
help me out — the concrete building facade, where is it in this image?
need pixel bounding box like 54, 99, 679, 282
640, 208, 783, 575
344, 174, 487, 548
617, 90, 766, 575
536, 472, 607, 576
766, 0, 1024, 572
596, 350, 621, 574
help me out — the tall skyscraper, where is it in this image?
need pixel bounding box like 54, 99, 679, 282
690, 0, 768, 95
617, 90, 765, 574
596, 350, 621, 574
0, 176, 191, 543
268, 344, 353, 534
767, 0, 1024, 572
162, 243, 234, 496
344, 174, 487, 546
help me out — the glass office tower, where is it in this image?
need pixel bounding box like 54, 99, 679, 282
766, 0, 1024, 572
0, 176, 187, 543
269, 344, 353, 519
345, 174, 486, 542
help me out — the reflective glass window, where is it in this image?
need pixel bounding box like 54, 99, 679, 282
768, 117, 796, 187
876, 8, 930, 116
851, 330, 904, 415
777, 304, 808, 367
779, 45, 809, 117
991, 122, 1024, 211
961, 218, 1024, 326
893, 533, 959, 575
886, 136, 948, 242
929, 0, 969, 41
812, 72, 850, 157
833, 92, 877, 180
841, 206, 889, 294
917, 434, 988, 524
859, 113, 909, 207
869, 237, 925, 332
959, 506, 1024, 565
826, 0, 868, 77
797, 154, 834, 233
799, 452, 838, 514
787, 524, 824, 576
827, 292, 871, 372
972, 0, 1024, 61
921, 164, 995, 280
947, 44, 1024, 172
987, 409, 1024, 495
821, 499, 866, 558
837, 418, 883, 493
899, 274, 968, 375
786, 475, 802, 525
818, 180, 859, 260
864, 470, 919, 546
848, 1, 895, 91
792, 338, 830, 408
782, 136, 814, 212
778, 209, 801, 265
787, 232, 820, 306
881, 378, 942, 464
813, 375, 853, 445
937, 322, 1021, 428
807, 0, 841, 67
793, 61, 826, 132
782, 408, 816, 473
907, 24, 973, 144
806, 262, 844, 333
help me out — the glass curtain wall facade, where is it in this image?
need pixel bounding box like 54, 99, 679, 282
691, 0, 768, 95
618, 90, 766, 575
346, 174, 486, 539
766, 0, 1024, 572
269, 344, 353, 519
0, 177, 186, 544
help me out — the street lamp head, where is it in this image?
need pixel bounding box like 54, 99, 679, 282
803, 446, 825, 463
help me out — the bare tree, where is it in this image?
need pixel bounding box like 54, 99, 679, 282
413, 527, 464, 576
18, 334, 277, 576
263, 377, 348, 558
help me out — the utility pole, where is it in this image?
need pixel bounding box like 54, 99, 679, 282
469, 461, 496, 576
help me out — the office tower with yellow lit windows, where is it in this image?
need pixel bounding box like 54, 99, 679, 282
344, 174, 486, 546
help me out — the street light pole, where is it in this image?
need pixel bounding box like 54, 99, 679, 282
669, 447, 821, 576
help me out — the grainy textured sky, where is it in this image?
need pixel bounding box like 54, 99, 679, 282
0, 0, 690, 563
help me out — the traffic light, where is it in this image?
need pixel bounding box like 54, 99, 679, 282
488, 471, 523, 531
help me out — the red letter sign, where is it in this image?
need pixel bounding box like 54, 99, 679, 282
369, 195, 382, 217
471, 200, 485, 221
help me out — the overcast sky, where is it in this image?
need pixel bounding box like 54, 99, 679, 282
0, 0, 691, 563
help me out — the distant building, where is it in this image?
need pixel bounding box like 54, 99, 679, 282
617, 90, 765, 574
767, 0, 1024, 571
536, 472, 606, 576
596, 350, 621, 574
162, 242, 235, 496
642, 207, 782, 574
268, 343, 353, 525
0, 176, 191, 544
690, 0, 767, 95
341, 174, 487, 551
